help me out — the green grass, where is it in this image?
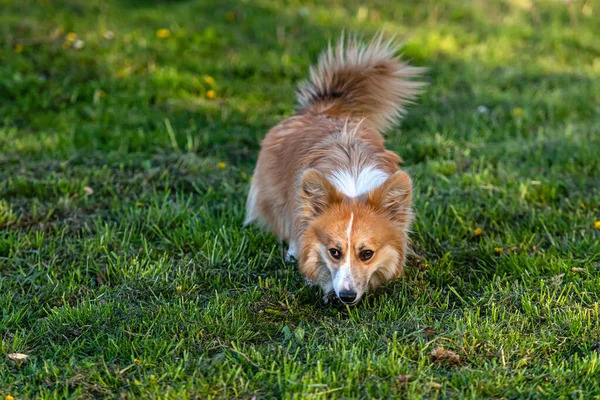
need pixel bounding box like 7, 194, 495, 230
1, 0, 600, 398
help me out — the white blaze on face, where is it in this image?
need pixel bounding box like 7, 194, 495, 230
333, 212, 354, 295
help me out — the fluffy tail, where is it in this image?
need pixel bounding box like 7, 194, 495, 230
296, 34, 425, 132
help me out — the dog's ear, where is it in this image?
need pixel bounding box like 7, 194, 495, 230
367, 171, 412, 226
300, 169, 342, 219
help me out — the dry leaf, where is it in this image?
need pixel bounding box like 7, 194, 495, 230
424, 327, 437, 338
571, 267, 585, 273
8, 353, 29, 360
430, 347, 460, 366
84, 186, 94, 195
396, 374, 412, 384
430, 382, 442, 389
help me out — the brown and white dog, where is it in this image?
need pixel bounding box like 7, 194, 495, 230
245, 35, 424, 304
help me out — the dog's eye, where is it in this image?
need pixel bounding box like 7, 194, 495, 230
328, 248, 342, 260
359, 250, 374, 261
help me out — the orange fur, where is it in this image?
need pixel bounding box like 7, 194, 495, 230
245, 34, 423, 303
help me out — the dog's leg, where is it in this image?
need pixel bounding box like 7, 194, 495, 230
284, 240, 298, 262
321, 281, 334, 304
278, 239, 286, 259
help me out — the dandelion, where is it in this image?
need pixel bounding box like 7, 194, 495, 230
512, 107, 523, 117
156, 28, 170, 38
73, 39, 85, 50
14, 44, 23, 53
298, 7, 310, 17
6, 395, 15, 400
476, 105, 489, 114
176, 285, 183, 293
594, 221, 600, 229
134, 359, 142, 365
66, 32, 78, 42
204, 75, 215, 85
494, 247, 503, 253
473, 227, 483, 236
103, 30, 115, 40
217, 162, 226, 169
357, 6, 368, 21
206, 90, 216, 99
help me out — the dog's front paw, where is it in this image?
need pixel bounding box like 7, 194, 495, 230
284, 241, 298, 262
322, 291, 335, 304
284, 251, 297, 263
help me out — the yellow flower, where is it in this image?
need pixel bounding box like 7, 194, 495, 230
134, 359, 142, 365
136, 201, 143, 207
176, 285, 183, 293
594, 221, 600, 229
206, 90, 216, 99
14, 44, 23, 53
580, 203, 587, 210
204, 75, 215, 85
473, 227, 483, 236
512, 107, 523, 117
217, 162, 226, 169
6, 396, 15, 400
494, 247, 503, 253
225, 11, 237, 22
93, 88, 106, 104
156, 28, 170, 38
66, 32, 78, 42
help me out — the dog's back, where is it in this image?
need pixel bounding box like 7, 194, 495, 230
246, 34, 423, 240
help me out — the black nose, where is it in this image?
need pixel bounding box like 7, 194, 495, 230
338, 291, 357, 304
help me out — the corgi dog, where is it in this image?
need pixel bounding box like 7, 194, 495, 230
245, 35, 424, 304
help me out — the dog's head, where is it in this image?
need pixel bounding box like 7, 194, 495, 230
298, 169, 413, 304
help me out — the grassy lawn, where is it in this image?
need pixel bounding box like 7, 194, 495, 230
2, 0, 600, 398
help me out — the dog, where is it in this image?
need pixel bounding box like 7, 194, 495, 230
245, 34, 424, 304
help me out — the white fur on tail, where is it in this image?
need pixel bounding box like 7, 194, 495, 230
296, 34, 424, 133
